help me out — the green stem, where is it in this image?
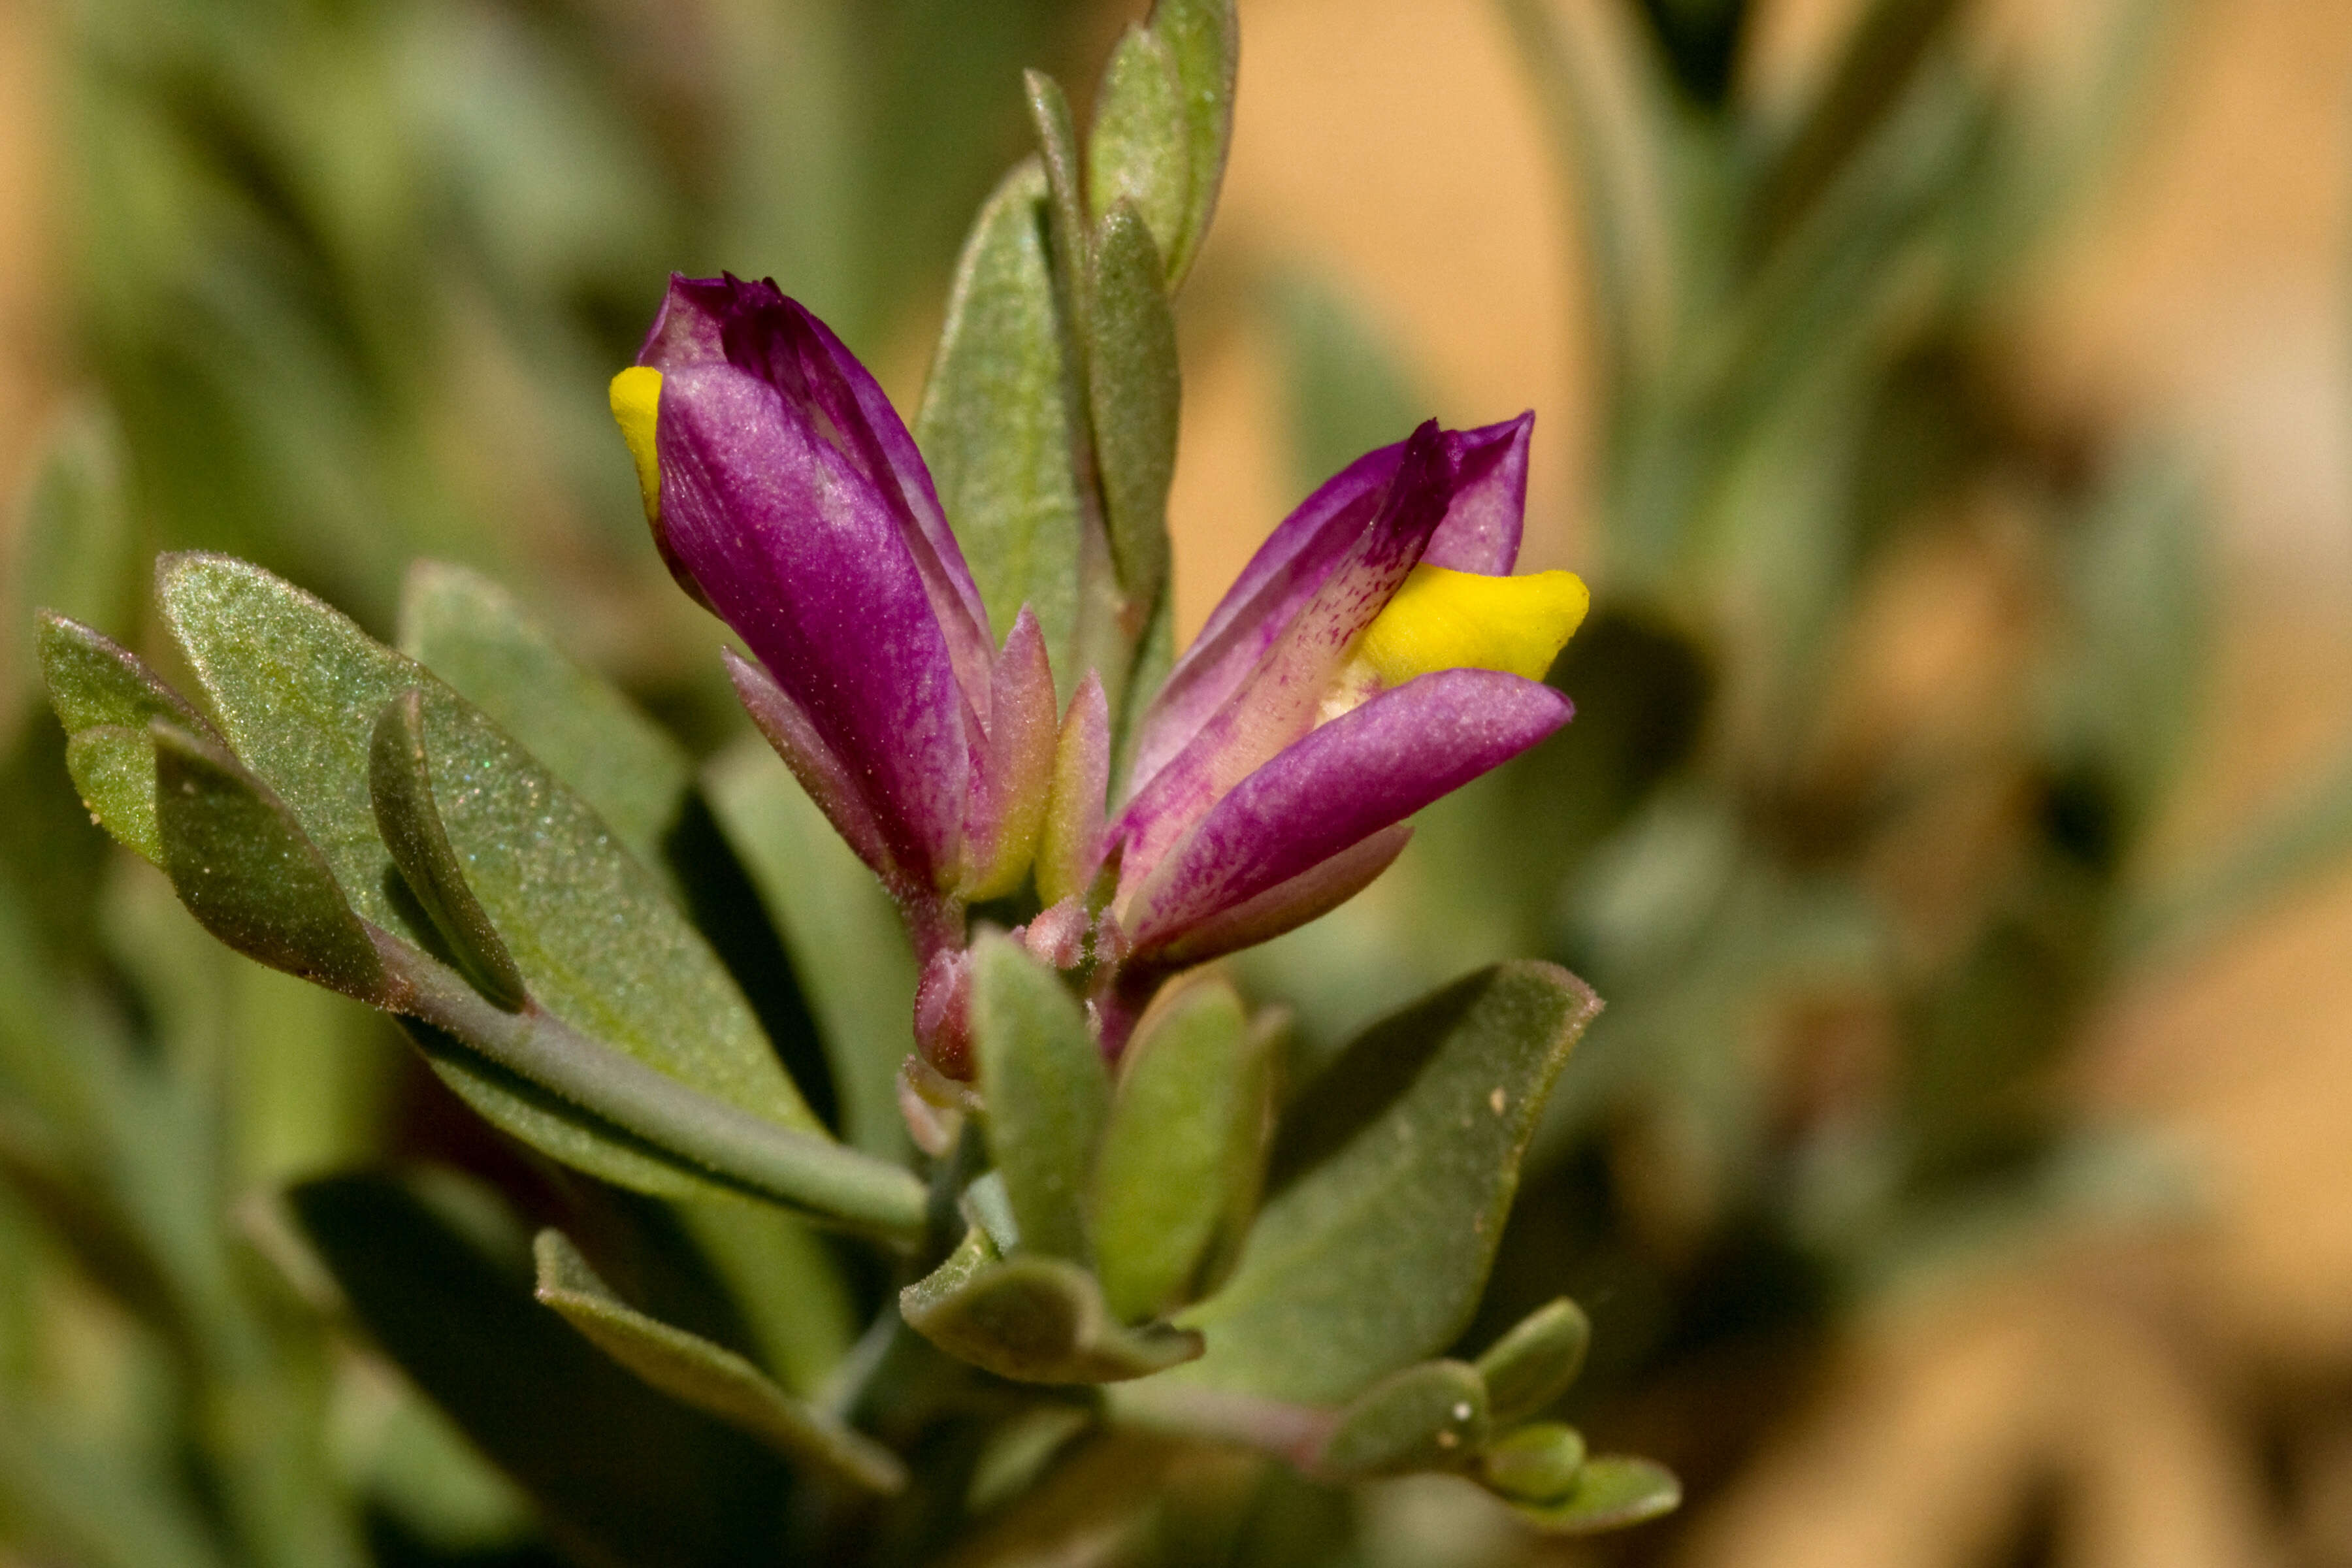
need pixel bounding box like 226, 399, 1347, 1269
374, 933, 928, 1240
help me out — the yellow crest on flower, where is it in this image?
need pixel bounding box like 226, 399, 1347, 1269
1356, 563, 1590, 687
609, 367, 664, 525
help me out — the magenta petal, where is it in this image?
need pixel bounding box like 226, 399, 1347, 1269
639, 274, 996, 719
1125, 413, 1539, 800
725, 649, 897, 882
964, 606, 1058, 895
1115, 423, 1456, 890
1423, 412, 1533, 575
1119, 668, 1573, 956
659, 361, 968, 886
1137, 823, 1413, 968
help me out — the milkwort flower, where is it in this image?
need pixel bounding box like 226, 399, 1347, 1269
611, 274, 1588, 1062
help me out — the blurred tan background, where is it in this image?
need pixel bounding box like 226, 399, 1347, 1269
5, 0, 2352, 1562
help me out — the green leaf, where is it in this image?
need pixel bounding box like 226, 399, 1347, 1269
1475, 1298, 1591, 1426
396, 561, 691, 866
1315, 1360, 1490, 1480
153, 553, 826, 1198
1166, 962, 1601, 1405
1087, 201, 1179, 625
368, 689, 528, 1011
532, 1230, 904, 1493
39, 615, 216, 864
704, 737, 917, 1162
676, 1200, 858, 1397
291, 1173, 793, 1568
970, 932, 1110, 1264
1086, 27, 1191, 266
900, 1230, 1203, 1384
1023, 69, 1094, 355
916, 160, 1085, 681
153, 721, 389, 1002
1145, 0, 1238, 286
62, 727, 165, 866
1478, 1422, 1588, 1504
1091, 975, 1269, 1322
1745, 0, 1966, 253
1507, 1455, 1681, 1534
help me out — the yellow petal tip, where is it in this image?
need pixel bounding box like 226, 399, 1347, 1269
609, 367, 663, 523
1356, 564, 1590, 687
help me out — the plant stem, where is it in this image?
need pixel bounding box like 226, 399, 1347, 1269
374, 932, 929, 1240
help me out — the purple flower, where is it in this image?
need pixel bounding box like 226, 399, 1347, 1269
611, 274, 1055, 958
1101, 416, 1587, 981
613, 276, 1588, 1065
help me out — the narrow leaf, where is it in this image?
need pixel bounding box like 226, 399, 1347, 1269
369, 689, 528, 1011
1086, 26, 1192, 263
1475, 1298, 1591, 1426
915, 161, 1086, 680
1315, 1360, 1490, 1480
1145, 0, 1239, 286
397, 561, 691, 865
1091, 974, 1269, 1322
153, 721, 388, 1002
533, 1230, 904, 1493
1165, 962, 1601, 1405
1088, 201, 1180, 624
970, 932, 1110, 1263
900, 1232, 1202, 1384
1023, 69, 1094, 356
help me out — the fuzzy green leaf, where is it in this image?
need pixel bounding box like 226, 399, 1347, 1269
1144, 0, 1238, 286
154, 553, 824, 1200
1087, 201, 1179, 623
1086, 27, 1191, 265
369, 689, 528, 1011
1315, 1360, 1490, 1480
971, 932, 1110, 1264
915, 160, 1086, 679
1091, 975, 1268, 1322
39, 615, 216, 863
1507, 1455, 1682, 1534
900, 1230, 1202, 1384
532, 1230, 904, 1493
1166, 962, 1601, 1405
1475, 1298, 1592, 1426
397, 561, 691, 866
153, 721, 389, 1002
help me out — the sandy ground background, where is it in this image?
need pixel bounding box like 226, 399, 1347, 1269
5, 0, 2352, 1561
